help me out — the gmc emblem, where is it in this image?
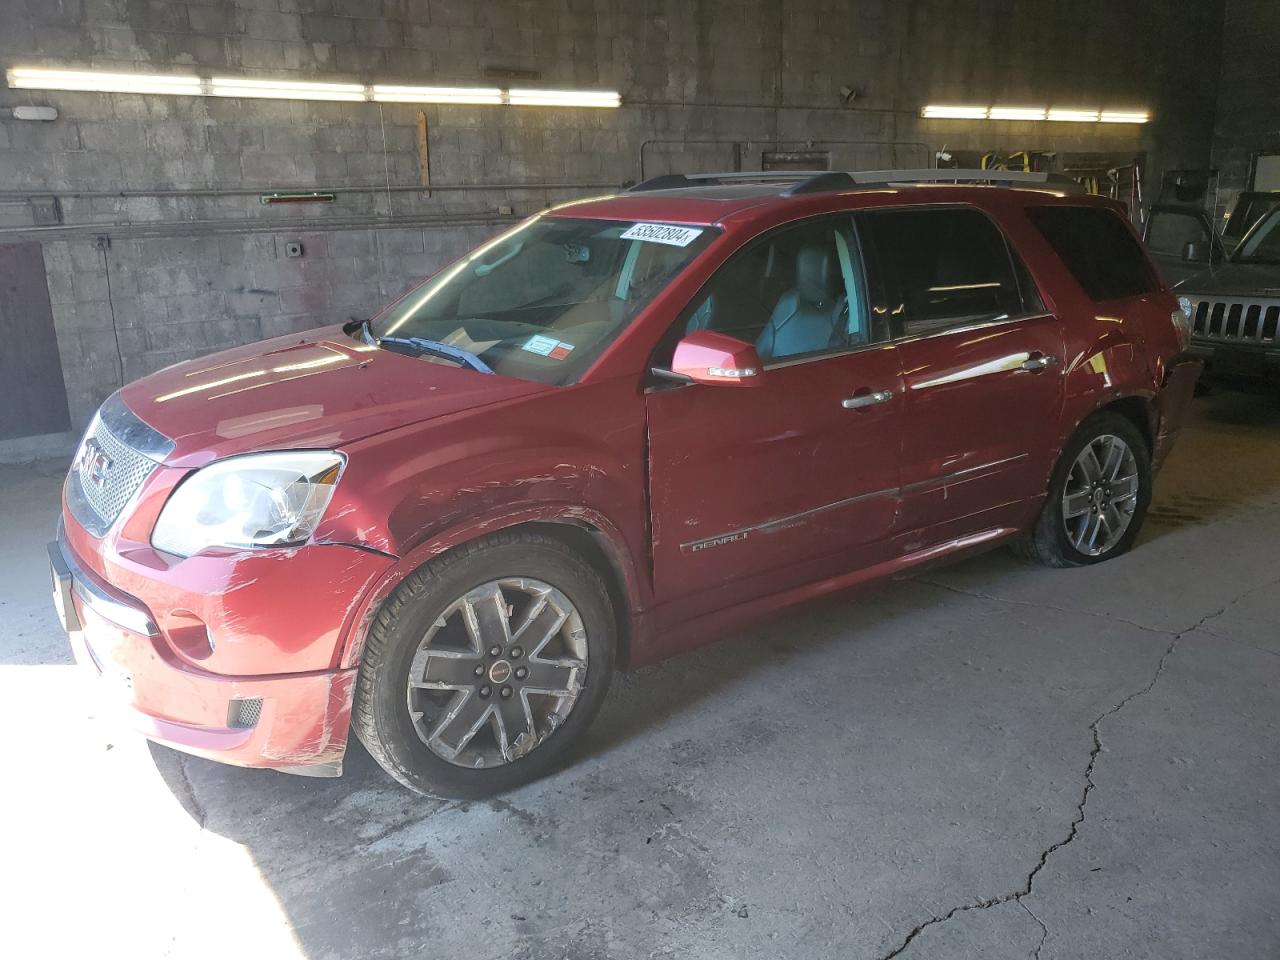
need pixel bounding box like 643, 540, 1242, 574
76, 438, 114, 490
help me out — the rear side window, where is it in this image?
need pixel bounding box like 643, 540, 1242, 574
1027, 206, 1158, 301
856, 207, 1029, 337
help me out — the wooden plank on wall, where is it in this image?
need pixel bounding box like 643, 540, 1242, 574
416, 111, 431, 197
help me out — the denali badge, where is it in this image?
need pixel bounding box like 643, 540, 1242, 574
685, 531, 750, 553
76, 438, 114, 490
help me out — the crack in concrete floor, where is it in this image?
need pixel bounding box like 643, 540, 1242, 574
878, 633, 1181, 959
873, 586, 1257, 960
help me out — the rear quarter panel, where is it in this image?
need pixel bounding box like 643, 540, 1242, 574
989, 194, 1171, 465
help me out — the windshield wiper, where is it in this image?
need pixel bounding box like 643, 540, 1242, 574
380, 334, 494, 374
346, 318, 494, 374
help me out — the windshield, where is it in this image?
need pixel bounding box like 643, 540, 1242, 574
1235, 207, 1280, 265
1145, 209, 1208, 256
371, 215, 720, 384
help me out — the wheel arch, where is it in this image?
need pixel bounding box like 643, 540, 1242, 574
340, 507, 642, 671
1097, 394, 1156, 453
1036, 391, 1156, 501
519, 519, 635, 670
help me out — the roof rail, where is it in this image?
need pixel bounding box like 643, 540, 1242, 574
627, 170, 832, 192
782, 172, 858, 195
843, 168, 1086, 193
626, 167, 1086, 196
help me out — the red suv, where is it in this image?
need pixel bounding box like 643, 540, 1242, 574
49, 170, 1201, 797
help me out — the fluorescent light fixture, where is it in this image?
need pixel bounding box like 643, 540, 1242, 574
918, 102, 1150, 124
7, 67, 201, 96
1100, 111, 1150, 124
508, 88, 621, 108
210, 77, 366, 101
921, 104, 989, 119
7, 66, 620, 108
1047, 108, 1101, 122
372, 84, 503, 104
988, 106, 1047, 121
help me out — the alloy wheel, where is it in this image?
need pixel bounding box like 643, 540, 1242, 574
1061, 434, 1140, 557
405, 578, 588, 768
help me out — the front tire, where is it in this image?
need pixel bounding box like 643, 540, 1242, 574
353, 531, 616, 798
1013, 411, 1152, 568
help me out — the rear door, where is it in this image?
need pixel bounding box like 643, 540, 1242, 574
857, 207, 1065, 537
645, 214, 903, 615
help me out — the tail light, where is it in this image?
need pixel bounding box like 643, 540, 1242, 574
1172, 298, 1194, 350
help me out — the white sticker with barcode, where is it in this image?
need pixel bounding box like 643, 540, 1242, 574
620, 223, 704, 247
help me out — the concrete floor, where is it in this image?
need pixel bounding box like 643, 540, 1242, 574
3, 390, 1278, 960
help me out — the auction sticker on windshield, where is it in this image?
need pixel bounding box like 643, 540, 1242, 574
522, 335, 576, 360
620, 223, 705, 247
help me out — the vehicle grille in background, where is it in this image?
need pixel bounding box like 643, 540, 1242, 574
227, 698, 263, 729
65, 395, 172, 538
1190, 297, 1280, 344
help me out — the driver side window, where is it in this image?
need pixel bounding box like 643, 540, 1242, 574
678, 215, 877, 364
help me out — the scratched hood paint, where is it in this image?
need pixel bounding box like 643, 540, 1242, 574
119, 326, 551, 465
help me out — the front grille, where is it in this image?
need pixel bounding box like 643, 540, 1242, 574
1189, 296, 1280, 344
66, 393, 174, 538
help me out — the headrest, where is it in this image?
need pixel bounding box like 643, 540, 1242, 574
796, 245, 838, 305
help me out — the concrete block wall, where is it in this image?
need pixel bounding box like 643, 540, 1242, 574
1211, 0, 1280, 204
0, 0, 1228, 458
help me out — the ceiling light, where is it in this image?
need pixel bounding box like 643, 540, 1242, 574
918, 101, 1150, 124
8, 66, 620, 109
372, 84, 503, 104
1047, 108, 1101, 122
988, 106, 1047, 121
921, 104, 989, 119
7, 67, 201, 96
508, 88, 621, 108
209, 77, 366, 101
1100, 111, 1150, 124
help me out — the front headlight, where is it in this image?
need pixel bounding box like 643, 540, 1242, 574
152, 451, 345, 558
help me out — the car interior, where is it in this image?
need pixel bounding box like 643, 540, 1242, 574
675, 209, 1031, 363
682, 219, 870, 361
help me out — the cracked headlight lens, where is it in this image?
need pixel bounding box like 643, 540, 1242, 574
152, 451, 345, 558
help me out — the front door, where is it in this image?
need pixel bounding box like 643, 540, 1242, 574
645, 214, 903, 617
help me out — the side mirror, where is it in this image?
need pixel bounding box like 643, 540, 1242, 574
663, 330, 763, 387
1182, 240, 1210, 263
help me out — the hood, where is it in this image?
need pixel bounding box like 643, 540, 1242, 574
1174, 261, 1280, 298
119, 326, 551, 466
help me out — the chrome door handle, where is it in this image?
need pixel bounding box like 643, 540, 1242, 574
1020, 354, 1058, 372
842, 389, 894, 409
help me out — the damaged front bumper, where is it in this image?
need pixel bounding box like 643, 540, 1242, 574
49, 525, 392, 776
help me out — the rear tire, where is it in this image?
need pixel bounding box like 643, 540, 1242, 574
353, 531, 616, 798
1012, 411, 1151, 568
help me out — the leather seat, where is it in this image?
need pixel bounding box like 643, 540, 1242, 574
755, 246, 843, 360
684, 293, 715, 334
